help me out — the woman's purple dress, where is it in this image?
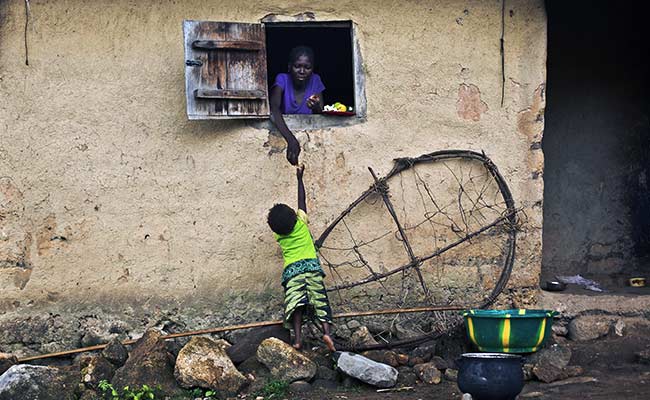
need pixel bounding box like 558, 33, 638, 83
273, 73, 325, 114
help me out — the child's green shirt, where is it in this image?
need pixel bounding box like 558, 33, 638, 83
274, 209, 317, 267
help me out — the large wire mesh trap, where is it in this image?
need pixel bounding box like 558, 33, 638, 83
315, 150, 518, 347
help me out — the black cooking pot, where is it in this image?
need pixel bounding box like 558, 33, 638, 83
456, 353, 524, 400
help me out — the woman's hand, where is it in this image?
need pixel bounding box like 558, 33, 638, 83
286, 137, 301, 166
306, 94, 322, 112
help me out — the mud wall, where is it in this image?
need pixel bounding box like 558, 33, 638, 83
0, 0, 547, 356
542, 0, 650, 280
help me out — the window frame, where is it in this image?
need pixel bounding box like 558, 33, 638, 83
255, 20, 367, 130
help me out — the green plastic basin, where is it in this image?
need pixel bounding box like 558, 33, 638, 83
462, 309, 557, 353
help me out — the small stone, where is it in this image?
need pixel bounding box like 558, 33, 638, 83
316, 365, 337, 381
532, 344, 572, 383
614, 319, 625, 336
289, 380, 312, 393
350, 326, 378, 347
561, 365, 584, 379
523, 363, 535, 381
396, 353, 409, 366
313, 379, 338, 390
362, 350, 400, 368
347, 320, 362, 330
462, 393, 473, 400
101, 338, 128, 367
335, 325, 352, 340
428, 356, 449, 370
80, 355, 115, 389
78, 389, 102, 400
410, 344, 435, 362
635, 348, 650, 364
444, 368, 458, 381
547, 376, 597, 387
568, 316, 612, 341
396, 369, 417, 386
213, 338, 232, 351
238, 356, 269, 376
551, 324, 568, 337
0, 353, 17, 375
391, 322, 420, 340
407, 356, 425, 367
521, 392, 544, 398
341, 375, 359, 388
413, 362, 442, 385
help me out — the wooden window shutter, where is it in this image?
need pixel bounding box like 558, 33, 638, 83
183, 21, 269, 119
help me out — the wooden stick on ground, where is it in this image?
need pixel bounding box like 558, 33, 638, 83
17, 305, 464, 362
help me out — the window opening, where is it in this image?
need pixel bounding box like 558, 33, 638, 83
264, 21, 355, 113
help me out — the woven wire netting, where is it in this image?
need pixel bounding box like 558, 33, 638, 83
315, 151, 519, 343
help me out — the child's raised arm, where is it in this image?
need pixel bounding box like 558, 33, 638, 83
297, 164, 306, 213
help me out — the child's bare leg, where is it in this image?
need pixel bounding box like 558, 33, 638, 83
292, 308, 303, 350
321, 322, 336, 352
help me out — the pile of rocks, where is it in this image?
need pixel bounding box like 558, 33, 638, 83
0, 320, 462, 400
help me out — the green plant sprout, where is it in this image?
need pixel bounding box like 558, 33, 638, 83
98, 380, 156, 400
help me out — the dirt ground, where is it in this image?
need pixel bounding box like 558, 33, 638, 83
293, 333, 650, 400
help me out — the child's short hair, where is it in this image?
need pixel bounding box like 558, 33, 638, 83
267, 203, 297, 235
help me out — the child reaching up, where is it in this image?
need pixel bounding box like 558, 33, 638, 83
267, 165, 336, 352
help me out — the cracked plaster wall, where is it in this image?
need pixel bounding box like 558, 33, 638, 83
0, 0, 546, 355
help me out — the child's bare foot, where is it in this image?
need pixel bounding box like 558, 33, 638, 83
322, 334, 336, 352
292, 342, 302, 350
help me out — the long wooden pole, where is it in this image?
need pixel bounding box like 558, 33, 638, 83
17, 305, 464, 362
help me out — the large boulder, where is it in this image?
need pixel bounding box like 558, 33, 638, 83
0, 364, 79, 400
227, 326, 290, 365
334, 351, 398, 388
174, 336, 249, 396
112, 329, 181, 395
256, 338, 317, 382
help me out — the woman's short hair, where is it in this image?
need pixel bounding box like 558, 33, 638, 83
288, 45, 315, 66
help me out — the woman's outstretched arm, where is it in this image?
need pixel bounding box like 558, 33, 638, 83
270, 85, 300, 165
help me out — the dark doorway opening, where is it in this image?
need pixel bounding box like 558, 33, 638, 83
542, 0, 650, 290
265, 21, 355, 110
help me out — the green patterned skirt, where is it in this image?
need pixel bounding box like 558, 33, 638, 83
283, 270, 333, 329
